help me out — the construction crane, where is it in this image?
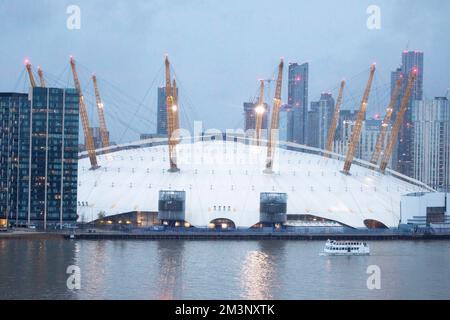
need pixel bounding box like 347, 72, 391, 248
370, 75, 402, 165
379, 68, 417, 173
92, 74, 110, 148
69, 56, 99, 170
254, 79, 265, 146
324, 79, 345, 157
165, 55, 179, 172
37, 67, 46, 87
342, 64, 376, 174
25, 60, 37, 88
264, 59, 284, 173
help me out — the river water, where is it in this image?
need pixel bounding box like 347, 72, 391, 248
1, 239, 449, 299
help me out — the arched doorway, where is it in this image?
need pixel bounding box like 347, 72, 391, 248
364, 219, 388, 229
209, 218, 236, 230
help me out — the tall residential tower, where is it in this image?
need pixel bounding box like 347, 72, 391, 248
391, 50, 424, 177
413, 97, 450, 191
287, 62, 309, 145
309, 93, 335, 149
0, 88, 79, 228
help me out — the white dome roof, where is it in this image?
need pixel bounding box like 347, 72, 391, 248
77, 140, 431, 228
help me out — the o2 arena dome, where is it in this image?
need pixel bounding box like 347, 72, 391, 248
77, 136, 432, 229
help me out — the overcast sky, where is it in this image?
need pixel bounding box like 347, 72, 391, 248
0, 0, 449, 143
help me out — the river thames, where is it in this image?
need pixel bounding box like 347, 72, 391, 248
1, 239, 449, 299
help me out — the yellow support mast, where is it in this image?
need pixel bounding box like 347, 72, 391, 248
37, 67, 46, 87
379, 68, 417, 173
342, 64, 376, 174
254, 80, 265, 146
264, 59, 284, 173
165, 55, 180, 172
172, 78, 180, 143
92, 74, 110, 148
25, 60, 36, 88
70, 56, 99, 170
325, 79, 345, 158
370, 75, 402, 165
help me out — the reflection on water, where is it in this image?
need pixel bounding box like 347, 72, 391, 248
240, 241, 285, 299
1, 239, 450, 299
0, 239, 77, 299
74, 241, 108, 298
241, 251, 273, 299
156, 240, 185, 300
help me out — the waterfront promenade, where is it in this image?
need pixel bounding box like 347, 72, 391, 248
2, 227, 450, 241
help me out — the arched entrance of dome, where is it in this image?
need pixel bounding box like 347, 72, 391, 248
209, 218, 236, 230
364, 219, 388, 229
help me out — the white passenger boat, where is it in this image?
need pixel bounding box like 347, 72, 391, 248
322, 239, 370, 256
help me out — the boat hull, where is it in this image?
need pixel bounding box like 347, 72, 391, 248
322, 239, 371, 256
321, 252, 370, 256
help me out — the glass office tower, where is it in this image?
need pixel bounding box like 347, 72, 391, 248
0, 88, 79, 228
0, 93, 28, 224
287, 62, 309, 145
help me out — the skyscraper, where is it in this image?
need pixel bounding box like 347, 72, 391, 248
288, 62, 308, 145
391, 50, 424, 177
390, 67, 403, 122
0, 93, 28, 225
402, 51, 424, 102
278, 104, 291, 144
413, 97, 450, 191
335, 109, 358, 143
156, 86, 179, 135
156, 87, 167, 135
309, 93, 335, 149
307, 110, 319, 148
335, 119, 384, 162
333, 109, 360, 156
360, 119, 384, 162
0, 88, 79, 228
89, 126, 110, 149
243, 102, 269, 132
389, 67, 403, 167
